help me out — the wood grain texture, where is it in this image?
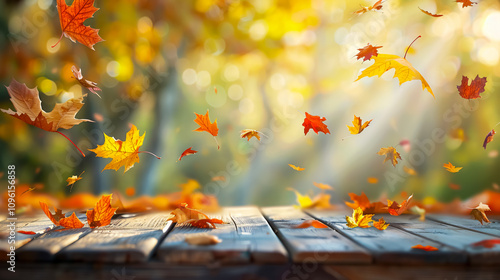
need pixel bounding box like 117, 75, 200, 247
261, 206, 372, 264
428, 214, 500, 237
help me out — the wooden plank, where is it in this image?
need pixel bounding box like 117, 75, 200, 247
261, 206, 372, 264
58, 212, 172, 263
383, 214, 500, 265
158, 206, 288, 264
428, 214, 500, 237
307, 210, 466, 264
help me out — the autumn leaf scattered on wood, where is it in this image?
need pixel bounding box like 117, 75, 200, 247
72, 66, 101, 97
287, 188, 331, 209
419, 7, 443, 17
89, 125, 160, 173
66, 171, 84, 192
40, 201, 84, 229
167, 203, 223, 229
411, 244, 438, 251
483, 129, 496, 149
240, 129, 263, 141
346, 207, 374, 228
1, 79, 92, 156
185, 234, 222, 245
194, 110, 220, 149
457, 75, 486, 100
373, 218, 389, 230
347, 115, 372, 135
443, 162, 462, 173
289, 164, 305, 171
410, 205, 426, 221
345, 192, 386, 213
294, 220, 328, 229
302, 112, 330, 135
178, 147, 198, 161
353, 0, 384, 15
355, 44, 382, 62
456, 0, 477, 8
17, 230, 37, 235
313, 182, 333, 190
470, 202, 491, 225
355, 36, 434, 97
378, 146, 402, 167
52, 0, 104, 50
387, 194, 413, 216
86, 194, 117, 228
471, 239, 500, 249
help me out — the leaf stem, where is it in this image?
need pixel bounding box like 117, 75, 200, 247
56, 131, 85, 157
137, 151, 161, 159
51, 33, 64, 48
213, 136, 220, 150
404, 35, 421, 59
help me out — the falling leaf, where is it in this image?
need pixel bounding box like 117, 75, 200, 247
345, 192, 386, 213
419, 7, 443, 17
214, 86, 218, 94
403, 166, 417, 175
412, 244, 438, 251
294, 220, 328, 229
167, 203, 223, 229
399, 139, 411, 152
367, 177, 378, 184
313, 182, 333, 190
483, 129, 496, 149
373, 218, 389, 230
288, 188, 331, 209
354, 0, 384, 15
355, 53, 434, 97
20, 186, 37, 196
443, 162, 462, 173
470, 202, 491, 225
66, 171, 84, 191
347, 115, 372, 135
211, 176, 226, 182
125, 187, 135, 197
289, 164, 305, 171
387, 194, 413, 216
449, 183, 461, 190
179, 179, 201, 197
288, 188, 314, 208
456, 0, 477, 8
86, 194, 117, 228
471, 239, 500, 249
355, 44, 382, 62
410, 205, 426, 221
39, 201, 84, 229
185, 234, 222, 245
302, 112, 330, 135
457, 75, 487, 100
93, 113, 104, 122
194, 110, 220, 149
89, 125, 160, 173
346, 207, 374, 228
178, 147, 198, 161
240, 129, 262, 141
378, 146, 402, 167
72, 66, 101, 97
52, 0, 104, 50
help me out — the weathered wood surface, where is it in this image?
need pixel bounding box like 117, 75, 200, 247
383, 214, 500, 265
261, 206, 372, 264
158, 206, 288, 264
428, 214, 500, 237
307, 210, 466, 264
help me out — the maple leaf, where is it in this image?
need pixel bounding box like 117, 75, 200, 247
403, 166, 417, 175
240, 129, 262, 141
287, 188, 331, 209
457, 75, 486, 100
66, 171, 84, 192
354, 0, 384, 15
294, 220, 328, 229
471, 239, 500, 249
178, 147, 198, 161
412, 244, 438, 251
345, 192, 386, 213
289, 164, 305, 171
313, 182, 333, 190
377, 146, 402, 167
387, 194, 413, 216
89, 125, 160, 173
347, 115, 372, 135
346, 207, 374, 228
302, 112, 330, 135
53, 0, 104, 50
72, 66, 101, 97
419, 7, 443, 17
456, 0, 477, 8
167, 203, 223, 229
1, 79, 91, 156
194, 110, 220, 149
373, 218, 389, 230
443, 162, 462, 173
367, 177, 378, 184
470, 202, 491, 225
39, 201, 84, 229
483, 129, 496, 149
86, 194, 117, 228
355, 44, 382, 62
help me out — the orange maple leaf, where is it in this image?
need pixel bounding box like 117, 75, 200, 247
313, 182, 333, 190
289, 164, 305, 171
52, 0, 104, 50
387, 194, 413, 216
456, 0, 477, 8
86, 194, 117, 228
457, 75, 486, 100
240, 129, 262, 141
178, 147, 198, 161
40, 201, 84, 229
294, 220, 328, 229
377, 146, 402, 167
412, 244, 438, 251
419, 7, 443, 17
367, 177, 378, 184
66, 171, 84, 192
471, 239, 500, 249
443, 162, 462, 173
354, 0, 384, 15
355, 44, 382, 62
347, 115, 372, 134
194, 110, 220, 149
483, 129, 496, 149
302, 112, 330, 135
373, 218, 389, 230
72, 66, 101, 97
345, 192, 386, 213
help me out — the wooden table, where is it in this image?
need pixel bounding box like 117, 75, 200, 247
1, 206, 500, 280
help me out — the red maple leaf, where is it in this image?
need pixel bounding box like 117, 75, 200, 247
356, 44, 382, 62
456, 0, 477, 8
178, 147, 198, 161
457, 75, 487, 100
302, 112, 330, 135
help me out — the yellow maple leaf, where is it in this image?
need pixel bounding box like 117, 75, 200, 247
443, 162, 462, 173
355, 54, 434, 97
287, 188, 314, 208
377, 146, 402, 167
346, 207, 374, 228
347, 115, 372, 135
289, 164, 305, 171
373, 218, 389, 230
66, 171, 84, 191
240, 129, 262, 141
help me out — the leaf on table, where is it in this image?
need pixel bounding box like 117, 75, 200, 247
355, 44, 382, 62
470, 202, 491, 225
294, 220, 328, 229
378, 146, 402, 167
443, 162, 462, 173
412, 244, 438, 251
313, 182, 333, 190
17, 230, 37, 235
387, 194, 413, 216
353, 0, 384, 15
53, 0, 104, 50
86, 194, 117, 228
456, 0, 477, 8
419, 7, 443, 17
178, 147, 198, 161
185, 234, 222, 246
345, 192, 386, 213
346, 207, 374, 228
240, 129, 262, 141
373, 218, 389, 230
302, 112, 330, 135
483, 129, 496, 149
289, 164, 305, 171
457, 75, 486, 100
168, 203, 223, 229
355, 54, 434, 97
39, 201, 84, 229
194, 110, 219, 149
72, 66, 101, 97
471, 239, 500, 249
347, 115, 372, 135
